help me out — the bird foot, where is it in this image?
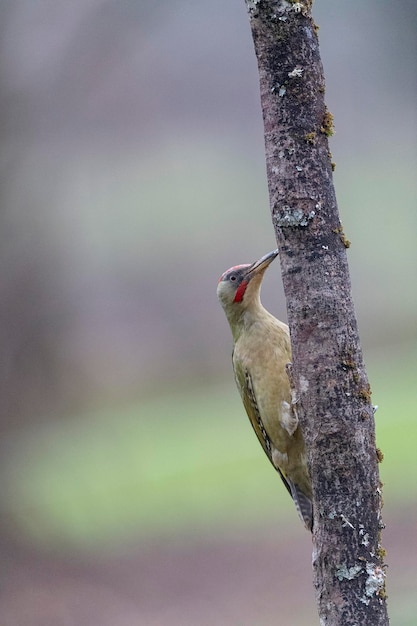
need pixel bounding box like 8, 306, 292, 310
286, 362, 299, 406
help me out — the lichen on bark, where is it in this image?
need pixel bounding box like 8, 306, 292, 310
244, 1, 389, 624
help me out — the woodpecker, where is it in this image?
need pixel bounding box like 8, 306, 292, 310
217, 249, 312, 530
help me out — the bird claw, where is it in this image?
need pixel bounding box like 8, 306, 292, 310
281, 400, 298, 436
286, 362, 300, 406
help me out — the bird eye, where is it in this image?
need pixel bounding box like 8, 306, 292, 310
229, 274, 237, 282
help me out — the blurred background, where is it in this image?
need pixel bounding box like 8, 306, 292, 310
0, 1, 416, 624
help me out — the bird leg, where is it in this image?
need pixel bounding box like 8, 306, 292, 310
283, 362, 299, 435
286, 362, 299, 405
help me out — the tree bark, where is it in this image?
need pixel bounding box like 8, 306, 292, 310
244, 1, 389, 624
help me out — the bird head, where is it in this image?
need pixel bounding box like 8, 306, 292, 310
217, 249, 278, 325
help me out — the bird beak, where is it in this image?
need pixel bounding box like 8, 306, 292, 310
246, 249, 279, 277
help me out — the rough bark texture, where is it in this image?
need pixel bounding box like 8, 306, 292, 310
244, 1, 389, 624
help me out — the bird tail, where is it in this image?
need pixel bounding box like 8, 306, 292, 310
289, 482, 313, 531
276, 466, 313, 531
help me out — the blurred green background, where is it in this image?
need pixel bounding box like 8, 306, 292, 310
0, 1, 416, 625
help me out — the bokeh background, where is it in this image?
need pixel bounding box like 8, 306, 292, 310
0, 1, 416, 624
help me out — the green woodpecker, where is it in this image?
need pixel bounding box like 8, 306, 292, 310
217, 249, 312, 530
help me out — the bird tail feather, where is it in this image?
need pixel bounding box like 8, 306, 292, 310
289, 482, 313, 531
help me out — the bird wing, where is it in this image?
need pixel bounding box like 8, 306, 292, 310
233, 358, 292, 498
233, 357, 312, 530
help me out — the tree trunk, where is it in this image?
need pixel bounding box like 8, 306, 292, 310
244, 1, 389, 624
